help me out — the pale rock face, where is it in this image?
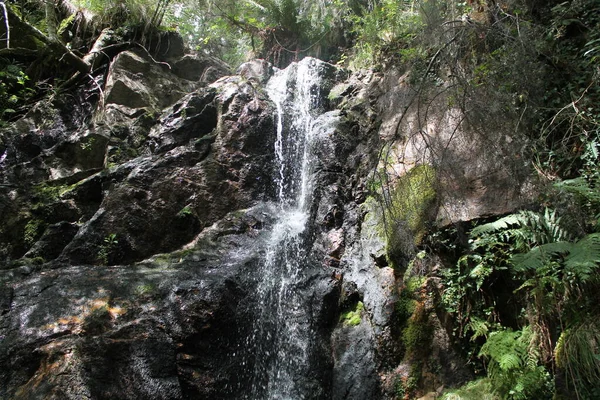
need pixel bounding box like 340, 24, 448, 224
371, 67, 536, 226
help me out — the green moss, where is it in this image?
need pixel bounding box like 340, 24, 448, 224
33, 181, 77, 203
134, 283, 157, 296
441, 378, 499, 400
405, 276, 426, 293
395, 289, 417, 324
389, 164, 437, 245
177, 205, 193, 217
340, 301, 364, 327
363, 164, 437, 271
402, 302, 433, 360
12, 256, 45, 267
24, 219, 45, 246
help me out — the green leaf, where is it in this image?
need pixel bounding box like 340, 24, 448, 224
564, 233, 600, 280
471, 214, 522, 236
511, 241, 572, 272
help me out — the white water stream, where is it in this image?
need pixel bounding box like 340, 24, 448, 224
247, 57, 329, 400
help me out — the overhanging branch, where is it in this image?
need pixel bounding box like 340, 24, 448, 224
6, 4, 90, 74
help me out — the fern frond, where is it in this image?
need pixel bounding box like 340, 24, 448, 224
511, 241, 572, 272
556, 177, 600, 205
498, 353, 522, 371
471, 214, 524, 236
467, 317, 490, 341
564, 233, 600, 281
471, 209, 571, 250
542, 207, 572, 242
522, 208, 572, 244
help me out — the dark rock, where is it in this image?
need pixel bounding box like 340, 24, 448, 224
48, 134, 109, 179
172, 54, 230, 82
149, 30, 186, 61
201, 66, 227, 84
36, 200, 82, 224
58, 75, 275, 266
332, 320, 380, 400
149, 87, 218, 153
0, 205, 274, 399
23, 222, 79, 261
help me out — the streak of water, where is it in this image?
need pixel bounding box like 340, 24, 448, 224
246, 57, 333, 400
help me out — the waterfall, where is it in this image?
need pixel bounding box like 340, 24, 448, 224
245, 57, 334, 400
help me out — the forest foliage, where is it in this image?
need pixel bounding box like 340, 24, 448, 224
1, 0, 600, 398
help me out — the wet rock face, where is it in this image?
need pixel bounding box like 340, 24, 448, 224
0, 53, 349, 399
0, 54, 273, 266
0, 205, 275, 400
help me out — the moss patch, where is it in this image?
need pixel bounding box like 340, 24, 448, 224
24, 218, 45, 246
340, 301, 364, 327
389, 164, 437, 245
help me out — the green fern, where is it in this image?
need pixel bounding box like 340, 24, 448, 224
471, 214, 524, 236
511, 233, 600, 281
472, 209, 571, 248
556, 177, 600, 206
479, 328, 552, 399
467, 316, 490, 341
443, 202, 599, 400
564, 233, 600, 280
511, 241, 572, 272
480, 328, 529, 372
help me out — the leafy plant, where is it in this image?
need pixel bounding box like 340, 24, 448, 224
442, 192, 600, 398
554, 320, 600, 399
97, 233, 118, 265
479, 327, 552, 399
0, 63, 34, 122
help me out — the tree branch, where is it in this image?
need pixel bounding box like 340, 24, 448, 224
6, 4, 90, 74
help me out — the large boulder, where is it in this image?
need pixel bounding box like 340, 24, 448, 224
104, 49, 196, 111
172, 54, 230, 82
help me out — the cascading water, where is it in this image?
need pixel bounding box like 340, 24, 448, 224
244, 57, 336, 400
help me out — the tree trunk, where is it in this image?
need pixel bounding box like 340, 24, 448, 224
45, 0, 58, 41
